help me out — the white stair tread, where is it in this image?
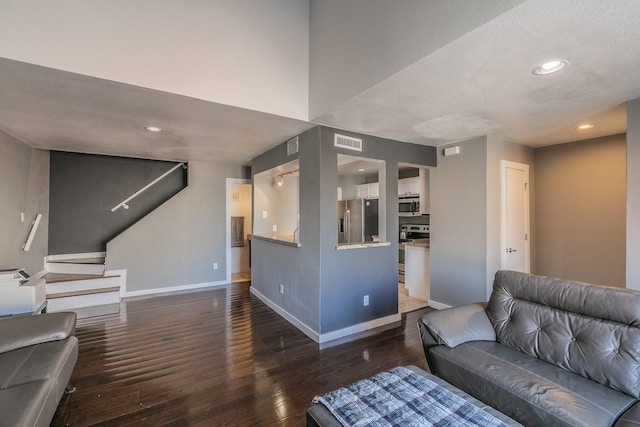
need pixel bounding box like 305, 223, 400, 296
47, 286, 120, 299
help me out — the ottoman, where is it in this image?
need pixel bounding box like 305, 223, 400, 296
306, 366, 521, 427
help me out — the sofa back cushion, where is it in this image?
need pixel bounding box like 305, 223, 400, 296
487, 270, 640, 399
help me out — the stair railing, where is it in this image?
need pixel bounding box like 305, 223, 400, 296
111, 162, 187, 212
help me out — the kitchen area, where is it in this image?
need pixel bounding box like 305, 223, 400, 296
337, 156, 431, 313
398, 166, 430, 312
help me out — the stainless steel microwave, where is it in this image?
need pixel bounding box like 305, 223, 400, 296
399, 197, 419, 216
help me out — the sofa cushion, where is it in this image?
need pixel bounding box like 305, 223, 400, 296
419, 303, 495, 347
429, 341, 636, 427
487, 270, 640, 399
0, 337, 78, 391
0, 312, 77, 354
0, 381, 60, 427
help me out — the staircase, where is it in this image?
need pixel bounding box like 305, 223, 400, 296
45, 252, 122, 318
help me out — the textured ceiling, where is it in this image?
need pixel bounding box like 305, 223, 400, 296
0, 59, 313, 164
0, 0, 639, 164
315, 0, 638, 147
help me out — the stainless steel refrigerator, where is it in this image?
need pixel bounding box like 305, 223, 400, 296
338, 199, 379, 244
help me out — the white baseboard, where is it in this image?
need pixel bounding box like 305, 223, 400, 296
249, 286, 320, 342
319, 313, 401, 344
428, 300, 452, 310
124, 280, 228, 298
250, 286, 402, 344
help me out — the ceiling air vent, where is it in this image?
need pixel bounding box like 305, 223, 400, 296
334, 134, 363, 152
287, 136, 299, 156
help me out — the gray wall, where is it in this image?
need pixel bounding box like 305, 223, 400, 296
106, 161, 248, 292
535, 134, 626, 288
0, 131, 49, 274
252, 127, 321, 331
629, 99, 640, 291
318, 127, 436, 333
308, 0, 525, 118
430, 137, 488, 306
49, 151, 186, 254
252, 125, 437, 335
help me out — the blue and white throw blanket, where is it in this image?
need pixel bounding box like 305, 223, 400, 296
313, 367, 513, 427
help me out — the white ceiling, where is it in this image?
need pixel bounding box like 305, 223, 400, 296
1, 0, 639, 164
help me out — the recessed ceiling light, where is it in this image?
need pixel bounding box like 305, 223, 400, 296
358, 168, 365, 172
144, 126, 162, 132
577, 123, 594, 130
532, 60, 568, 76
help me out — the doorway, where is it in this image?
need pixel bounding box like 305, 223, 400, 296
226, 179, 252, 283
397, 164, 431, 313
501, 161, 530, 273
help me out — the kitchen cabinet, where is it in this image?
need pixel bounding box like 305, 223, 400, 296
398, 177, 420, 196
404, 243, 430, 301
399, 172, 430, 214
356, 182, 379, 199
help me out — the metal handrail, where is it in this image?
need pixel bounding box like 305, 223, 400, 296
111, 162, 186, 212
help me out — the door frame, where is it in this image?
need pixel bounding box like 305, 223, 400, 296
225, 178, 251, 284
500, 160, 531, 273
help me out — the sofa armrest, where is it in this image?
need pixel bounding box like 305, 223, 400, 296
0, 312, 77, 354
418, 303, 496, 348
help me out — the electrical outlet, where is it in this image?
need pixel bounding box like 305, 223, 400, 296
279, 283, 284, 294
213, 263, 218, 270
272, 225, 277, 232
363, 295, 369, 306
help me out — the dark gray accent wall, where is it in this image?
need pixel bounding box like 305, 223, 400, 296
0, 130, 49, 273
49, 151, 187, 254
629, 99, 640, 291
252, 125, 436, 335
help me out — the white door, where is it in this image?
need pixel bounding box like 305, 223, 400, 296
501, 161, 530, 273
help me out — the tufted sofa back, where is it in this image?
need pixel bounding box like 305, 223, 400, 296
486, 270, 640, 399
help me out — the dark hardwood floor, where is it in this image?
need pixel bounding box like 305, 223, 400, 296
53, 282, 431, 426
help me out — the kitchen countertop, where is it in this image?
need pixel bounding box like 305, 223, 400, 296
336, 242, 391, 250
252, 234, 301, 248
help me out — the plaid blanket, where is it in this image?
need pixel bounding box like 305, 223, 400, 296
313, 367, 514, 427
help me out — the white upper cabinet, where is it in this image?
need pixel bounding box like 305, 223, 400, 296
398, 177, 420, 196
356, 182, 379, 199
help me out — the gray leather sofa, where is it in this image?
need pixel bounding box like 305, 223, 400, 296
0, 312, 78, 427
419, 270, 640, 427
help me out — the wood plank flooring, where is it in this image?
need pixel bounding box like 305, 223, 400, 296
53, 282, 431, 426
